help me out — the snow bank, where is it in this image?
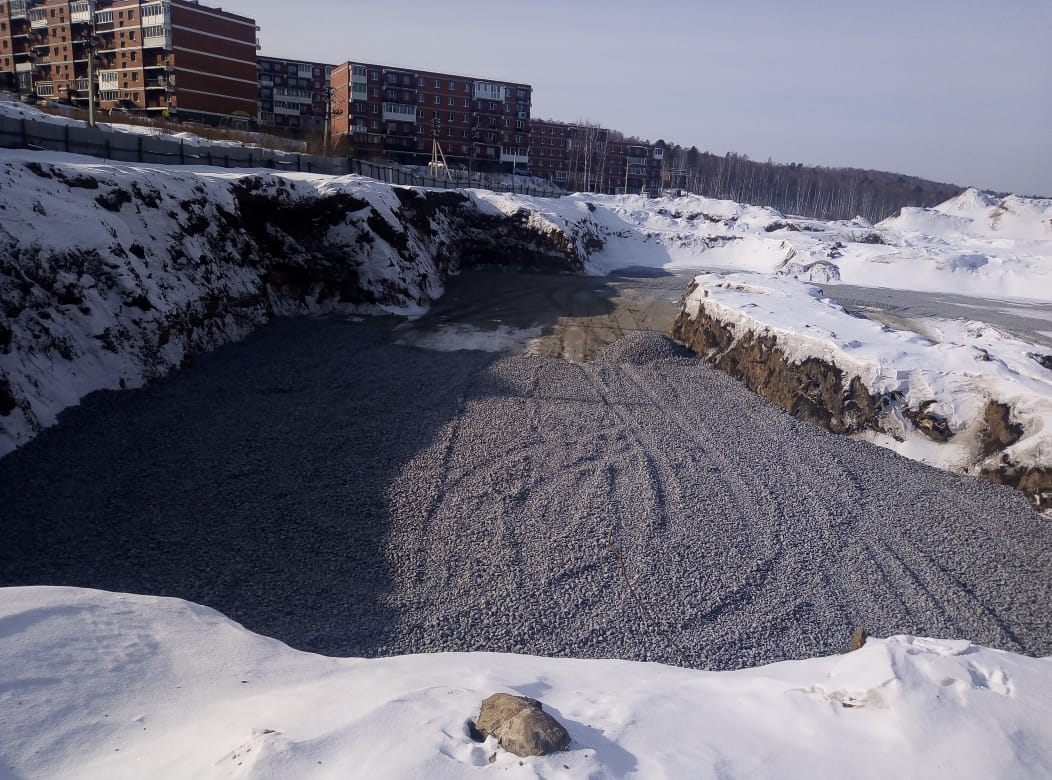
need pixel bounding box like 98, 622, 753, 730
675, 273, 1052, 500
0, 150, 588, 457
545, 189, 1052, 301
1, 586, 1049, 779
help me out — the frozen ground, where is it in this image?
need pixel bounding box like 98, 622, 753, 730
1, 273, 1049, 673
2, 586, 1050, 780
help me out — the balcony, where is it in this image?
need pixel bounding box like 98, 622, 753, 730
74, 78, 89, 92
145, 76, 173, 90
500, 148, 529, 164
70, 1, 93, 23
97, 70, 119, 90
143, 26, 172, 49
35, 82, 54, 97
15, 61, 35, 73
9, 0, 29, 18
29, 9, 47, 29
626, 156, 647, 166
473, 81, 505, 102
381, 102, 416, 122
351, 83, 368, 101
141, 3, 167, 20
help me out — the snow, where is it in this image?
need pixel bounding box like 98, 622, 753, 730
681, 273, 1052, 478
0, 92, 299, 149
1, 586, 1049, 779
472, 188, 1052, 302
466, 185, 1052, 481
2, 136, 1051, 484
0, 149, 470, 456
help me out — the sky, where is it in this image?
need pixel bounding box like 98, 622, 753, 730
247, 0, 1052, 195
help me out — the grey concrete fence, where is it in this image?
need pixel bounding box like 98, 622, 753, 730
0, 113, 563, 198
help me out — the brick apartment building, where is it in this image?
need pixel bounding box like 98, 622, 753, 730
0, 0, 258, 123
531, 118, 663, 194
257, 55, 333, 133
331, 60, 532, 169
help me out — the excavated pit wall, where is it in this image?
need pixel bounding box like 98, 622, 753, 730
671, 300, 1048, 510
0, 165, 595, 454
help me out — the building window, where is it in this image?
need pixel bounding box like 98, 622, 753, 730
433, 95, 440, 104
434, 78, 439, 87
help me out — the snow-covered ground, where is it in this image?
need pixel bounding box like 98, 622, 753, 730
679, 273, 1052, 480
0, 148, 597, 457
1, 586, 1049, 780
0, 91, 301, 150
2, 102, 1051, 780
475, 187, 1052, 301
2, 139, 1050, 490
470, 188, 1052, 491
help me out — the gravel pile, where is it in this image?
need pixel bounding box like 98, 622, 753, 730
592, 331, 695, 365
2, 316, 1050, 670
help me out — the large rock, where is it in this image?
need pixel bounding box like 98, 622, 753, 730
475, 693, 570, 757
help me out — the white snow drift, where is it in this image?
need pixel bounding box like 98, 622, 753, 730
680, 273, 1052, 479
1, 586, 1049, 780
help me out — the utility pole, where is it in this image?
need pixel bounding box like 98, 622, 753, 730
83, 20, 98, 127
624, 147, 629, 196
429, 116, 452, 181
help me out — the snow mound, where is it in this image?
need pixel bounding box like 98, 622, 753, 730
1, 586, 1049, 779
680, 273, 1052, 485
936, 186, 1002, 216
882, 187, 1052, 241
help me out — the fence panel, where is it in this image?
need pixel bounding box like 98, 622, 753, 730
140, 136, 183, 166
1, 113, 564, 197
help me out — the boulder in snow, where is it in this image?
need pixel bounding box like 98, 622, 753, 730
474, 693, 570, 757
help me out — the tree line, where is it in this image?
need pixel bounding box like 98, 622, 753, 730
654, 142, 963, 223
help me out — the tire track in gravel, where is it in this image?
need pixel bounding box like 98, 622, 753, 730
3, 271, 1051, 669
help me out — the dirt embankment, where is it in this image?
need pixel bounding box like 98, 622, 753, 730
0, 165, 592, 454
671, 301, 1049, 510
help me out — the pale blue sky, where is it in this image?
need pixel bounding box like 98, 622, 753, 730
249, 0, 1052, 195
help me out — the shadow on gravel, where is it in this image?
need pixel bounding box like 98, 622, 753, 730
0, 270, 626, 657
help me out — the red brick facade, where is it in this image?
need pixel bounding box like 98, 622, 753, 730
0, 0, 258, 123
257, 56, 333, 133
531, 119, 663, 194
332, 60, 531, 169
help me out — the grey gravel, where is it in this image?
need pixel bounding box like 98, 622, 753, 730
1, 314, 1050, 670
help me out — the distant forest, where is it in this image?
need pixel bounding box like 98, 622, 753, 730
654, 141, 963, 224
